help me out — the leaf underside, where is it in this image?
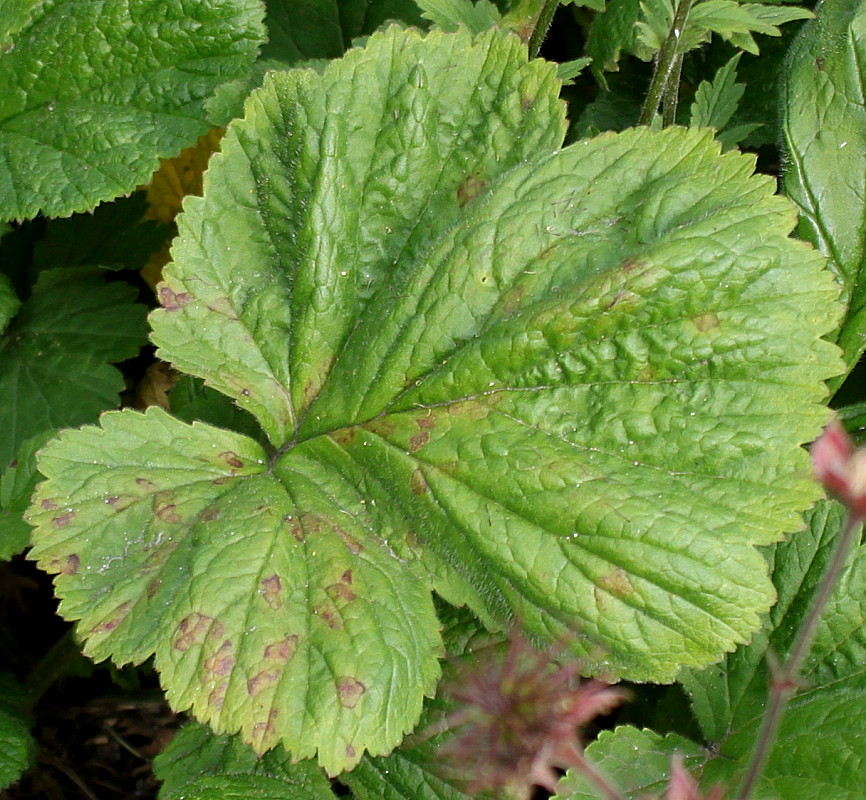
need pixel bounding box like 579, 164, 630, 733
28, 27, 841, 774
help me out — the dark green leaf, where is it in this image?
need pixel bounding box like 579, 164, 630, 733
155, 721, 336, 800
0, 430, 54, 560
0, 672, 35, 791
0, 268, 147, 465
0, 0, 265, 220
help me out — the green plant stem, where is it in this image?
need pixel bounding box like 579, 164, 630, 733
639, 0, 694, 126
736, 510, 864, 799
527, 0, 560, 57
662, 53, 684, 126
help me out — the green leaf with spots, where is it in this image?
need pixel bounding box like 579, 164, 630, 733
0, 268, 148, 466
782, 0, 866, 383
27, 26, 842, 775
154, 721, 337, 800
0, 0, 264, 221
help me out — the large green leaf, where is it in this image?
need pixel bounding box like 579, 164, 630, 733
0, 0, 264, 221
782, 0, 866, 379
0, 268, 148, 465
154, 721, 337, 800
28, 26, 841, 774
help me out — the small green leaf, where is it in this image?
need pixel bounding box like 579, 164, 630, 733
0, 268, 148, 465
0, 430, 54, 560
0, 672, 35, 791
417, 0, 502, 34
553, 727, 704, 799
0, 0, 265, 221
155, 721, 336, 800
588, 0, 644, 76
690, 53, 745, 131
782, 0, 866, 382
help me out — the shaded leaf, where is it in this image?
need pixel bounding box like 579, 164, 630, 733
0, 268, 148, 465
0, 0, 265, 220
782, 0, 866, 381
0, 273, 18, 335
417, 0, 502, 33
154, 720, 336, 800
0, 672, 35, 791
0, 430, 54, 560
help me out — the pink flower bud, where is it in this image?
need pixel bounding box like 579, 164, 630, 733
811, 419, 866, 518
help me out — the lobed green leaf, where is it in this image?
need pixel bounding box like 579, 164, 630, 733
28, 26, 843, 774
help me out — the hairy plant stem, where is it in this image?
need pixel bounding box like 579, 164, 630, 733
527, 0, 560, 57
736, 510, 863, 799
662, 53, 684, 126
638, 0, 694, 126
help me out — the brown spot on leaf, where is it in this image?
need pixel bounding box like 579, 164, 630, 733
602, 290, 634, 312
336, 527, 363, 554
597, 568, 634, 596
362, 417, 396, 438
252, 708, 279, 742
247, 669, 280, 697
158, 285, 193, 311
618, 257, 645, 274
499, 284, 525, 317
410, 468, 429, 495
522, 95, 534, 111
208, 679, 228, 710
46, 554, 79, 575
204, 640, 234, 677
153, 491, 181, 524
264, 635, 298, 663
417, 415, 435, 431
200, 506, 220, 522
135, 477, 155, 490
314, 602, 343, 630
326, 580, 357, 604
218, 451, 244, 469
173, 612, 217, 651
692, 312, 720, 332
61, 554, 80, 575
51, 512, 74, 528
259, 574, 283, 609
447, 399, 491, 420
106, 495, 136, 511
41, 498, 58, 511
330, 427, 355, 446
457, 174, 487, 207
211, 477, 231, 486
346, 744, 356, 759
142, 541, 177, 573
408, 431, 429, 453
336, 676, 366, 709
147, 579, 161, 599
90, 600, 133, 634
